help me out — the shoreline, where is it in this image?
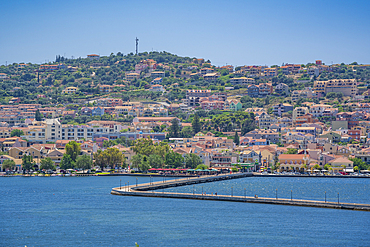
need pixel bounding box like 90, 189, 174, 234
1, 172, 369, 178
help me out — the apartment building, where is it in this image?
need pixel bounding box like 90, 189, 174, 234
259, 114, 277, 129
204, 73, 220, 81
126, 72, 140, 81
291, 88, 314, 101
273, 103, 293, 116
309, 104, 334, 118
151, 71, 165, 78
258, 83, 273, 97
62, 87, 78, 94
23, 119, 128, 144
186, 90, 212, 107
263, 68, 277, 77
230, 77, 255, 86
313, 79, 357, 97
99, 85, 114, 93
244, 129, 279, 144
275, 83, 289, 95
292, 107, 309, 121
200, 101, 225, 110
247, 84, 259, 98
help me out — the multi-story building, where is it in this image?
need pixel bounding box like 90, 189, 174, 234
126, 72, 140, 81
99, 85, 114, 93
259, 114, 277, 129
200, 101, 225, 110
309, 104, 333, 118
203, 73, 220, 81
151, 71, 165, 78
224, 99, 242, 111
62, 87, 78, 94
230, 77, 255, 86
313, 79, 357, 97
258, 83, 273, 97
292, 107, 309, 121
247, 84, 259, 98
244, 129, 279, 144
278, 154, 309, 172
275, 83, 289, 95
200, 68, 214, 75
186, 90, 212, 107
273, 103, 293, 116
291, 88, 314, 101
263, 68, 277, 77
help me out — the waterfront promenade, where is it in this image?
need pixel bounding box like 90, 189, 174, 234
111, 173, 370, 211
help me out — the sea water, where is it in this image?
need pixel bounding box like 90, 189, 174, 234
1, 176, 370, 246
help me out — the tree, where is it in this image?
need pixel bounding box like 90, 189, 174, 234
65, 141, 81, 162
22, 155, 35, 173
354, 166, 359, 172
169, 118, 180, 138
195, 164, 208, 170
2, 159, 15, 171
185, 153, 203, 169
148, 154, 163, 168
131, 154, 143, 170
349, 158, 368, 170
35, 109, 43, 121
241, 118, 256, 135
323, 164, 331, 171
131, 137, 170, 159
233, 131, 239, 146
313, 164, 321, 171
94, 148, 123, 170
10, 129, 24, 137
60, 154, 75, 170
131, 137, 155, 157
140, 155, 151, 172
286, 148, 298, 154
165, 151, 184, 168
76, 154, 93, 172
40, 158, 56, 171
105, 148, 124, 169
192, 114, 202, 134
181, 126, 194, 138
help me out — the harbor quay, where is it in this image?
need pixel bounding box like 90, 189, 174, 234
111, 173, 370, 211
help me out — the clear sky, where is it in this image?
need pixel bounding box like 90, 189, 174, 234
1, 0, 369, 66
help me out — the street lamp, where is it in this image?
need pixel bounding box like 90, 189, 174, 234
276, 189, 278, 200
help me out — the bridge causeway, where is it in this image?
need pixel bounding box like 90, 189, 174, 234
111, 173, 370, 211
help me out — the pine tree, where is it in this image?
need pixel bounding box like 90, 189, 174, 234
233, 131, 240, 146
35, 109, 42, 121
170, 118, 180, 138
192, 114, 202, 135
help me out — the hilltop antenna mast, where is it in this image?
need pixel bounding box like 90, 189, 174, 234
135, 37, 139, 55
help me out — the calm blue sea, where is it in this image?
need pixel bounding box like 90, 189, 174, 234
1, 176, 370, 247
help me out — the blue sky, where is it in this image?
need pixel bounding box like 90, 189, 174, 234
1, 0, 369, 66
